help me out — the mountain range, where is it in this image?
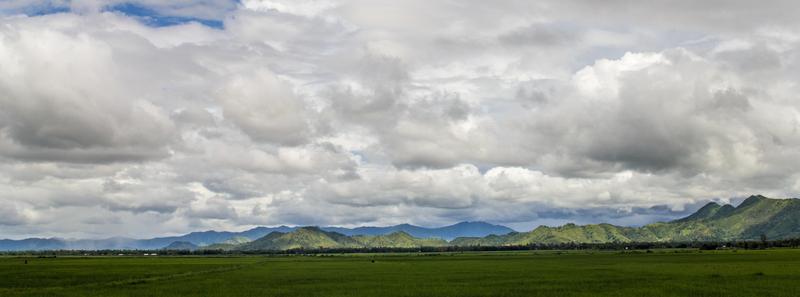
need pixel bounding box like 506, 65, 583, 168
5, 195, 800, 251
0, 221, 512, 251
196, 195, 800, 251
452, 195, 800, 246
232, 228, 450, 251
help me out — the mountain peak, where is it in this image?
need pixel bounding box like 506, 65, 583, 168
675, 201, 722, 222
162, 241, 198, 250
738, 195, 768, 208
696, 201, 722, 213
451, 221, 494, 227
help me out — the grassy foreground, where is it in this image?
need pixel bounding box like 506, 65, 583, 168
3, 249, 800, 296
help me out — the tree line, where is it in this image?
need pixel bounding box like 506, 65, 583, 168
3, 236, 800, 256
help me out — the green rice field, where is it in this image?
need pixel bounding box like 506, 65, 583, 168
3, 249, 800, 296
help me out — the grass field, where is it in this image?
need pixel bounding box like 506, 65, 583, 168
3, 249, 800, 296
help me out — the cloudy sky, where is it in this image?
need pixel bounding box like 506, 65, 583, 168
1, 0, 799, 239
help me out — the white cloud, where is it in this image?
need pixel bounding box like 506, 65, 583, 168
241, 0, 338, 18
0, 1, 799, 237
0, 14, 178, 163
217, 69, 310, 145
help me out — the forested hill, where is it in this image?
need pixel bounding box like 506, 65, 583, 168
452, 195, 800, 246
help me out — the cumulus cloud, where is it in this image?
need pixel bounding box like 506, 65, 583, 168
217, 69, 310, 145
0, 1, 799, 238
0, 15, 177, 163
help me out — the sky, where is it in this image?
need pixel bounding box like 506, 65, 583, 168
0, 0, 799, 239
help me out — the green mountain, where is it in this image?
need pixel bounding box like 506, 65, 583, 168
233, 228, 449, 251
161, 241, 199, 250
220, 236, 252, 245
648, 195, 800, 241
192, 195, 800, 251
453, 195, 800, 245
237, 227, 362, 251
352, 231, 448, 248
201, 243, 237, 251
201, 236, 252, 251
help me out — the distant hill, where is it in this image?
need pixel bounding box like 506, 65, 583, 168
136, 226, 295, 249
235, 228, 448, 251
221, 236, 252, 245
322, 221, 514, 240
200, 236, 252, 251
352, 231, 448, 248
0, 221, 512, 251
0, 238, 67, 251
237, 227, 362, 251
451, 223, 641, 246
162, 241, 199, 251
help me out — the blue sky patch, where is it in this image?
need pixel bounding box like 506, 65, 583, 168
105, 3, 225, 29
0, 3, 69, 16
3, 1, 226, 29
26, 5, 70, 16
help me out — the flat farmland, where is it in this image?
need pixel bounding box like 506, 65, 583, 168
3, 250, 800, 296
